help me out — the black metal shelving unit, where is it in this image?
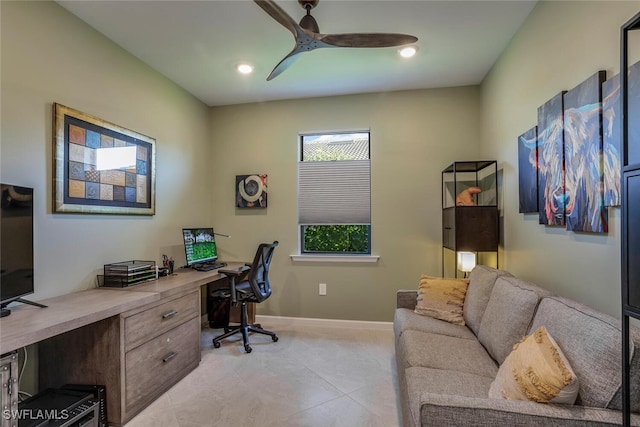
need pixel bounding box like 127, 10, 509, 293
441, 161, 499, 278
621, 11, 640, 427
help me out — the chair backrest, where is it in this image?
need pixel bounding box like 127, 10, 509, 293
247, 241, 278, 303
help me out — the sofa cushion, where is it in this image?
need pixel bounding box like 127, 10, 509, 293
394, 308, 477, 341
406, 367, 493, 427
530, 296, 640, 412
398, 330, 498, 379
489, 325, 579, 404
415, 276, 469, 325
477, 276, 549, 364
463, 265, 513, 335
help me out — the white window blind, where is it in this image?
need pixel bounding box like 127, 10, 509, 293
298, 159, 371, 225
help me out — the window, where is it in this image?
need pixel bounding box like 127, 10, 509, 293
298, 131, 371, 255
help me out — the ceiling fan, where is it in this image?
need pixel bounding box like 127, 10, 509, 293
254, 0, 418, 81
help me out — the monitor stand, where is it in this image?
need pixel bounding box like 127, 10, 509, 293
0, 298, 48, 318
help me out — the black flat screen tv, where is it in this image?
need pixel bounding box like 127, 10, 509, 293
0, 184, 34, 317
182, 228, 218, 266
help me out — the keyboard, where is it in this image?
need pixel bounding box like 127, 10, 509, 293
193, 262, 227, 272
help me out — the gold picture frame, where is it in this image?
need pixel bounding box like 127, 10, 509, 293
53, 103, 156, 215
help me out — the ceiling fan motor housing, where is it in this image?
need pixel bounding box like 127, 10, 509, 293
298, 0, 319, 10
298, 0, 320, 32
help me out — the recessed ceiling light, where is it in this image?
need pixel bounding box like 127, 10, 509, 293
399, 46, 418, 58
236, 63, 254, 74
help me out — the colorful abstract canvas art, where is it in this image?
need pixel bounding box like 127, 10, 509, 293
563, 71, 607, 233
628, 61, 640, 167
537, 92, 566, 226
602, 60, 640, 207
236, 174, 267, 208
602, 73, 622, 207
518, 126, 538, 213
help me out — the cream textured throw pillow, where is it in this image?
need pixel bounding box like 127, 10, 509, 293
488, 325, 579, 404
414, 275, 469, 325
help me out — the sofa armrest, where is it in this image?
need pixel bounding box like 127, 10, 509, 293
397, 290, 417, 310
413, 392, 639, 426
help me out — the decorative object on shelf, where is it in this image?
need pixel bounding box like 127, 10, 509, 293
53, 103, 156, 215
621, 12, 640, 427
537, 92, 567, 226
455, 186, 481, 206
518, 126, 538, 213
442, 161, 498, 278
235, 174, 267, 208
563, 70, 607, 233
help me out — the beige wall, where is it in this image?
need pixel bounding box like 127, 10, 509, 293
1, 1, 211, 300
209, 88, 480, 321
2, 1, 480, 324
6, 0, 636, 324
480, 0, 640, 318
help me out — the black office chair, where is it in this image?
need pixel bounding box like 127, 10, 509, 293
212, 241, 279, 353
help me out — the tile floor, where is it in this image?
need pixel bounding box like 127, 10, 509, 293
126, 320, 402, 427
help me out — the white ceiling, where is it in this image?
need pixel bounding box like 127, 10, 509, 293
57, 0, 537, 107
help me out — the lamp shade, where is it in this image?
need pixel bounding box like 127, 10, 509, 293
457, 251, 477, 273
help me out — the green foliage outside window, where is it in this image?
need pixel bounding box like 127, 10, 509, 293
303, 225, 369, 253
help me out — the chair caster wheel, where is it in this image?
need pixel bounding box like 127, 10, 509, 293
272, 335, 278, 342
224, 327, 230, 333
213, 341, 221, 348
244, 345, 252, 353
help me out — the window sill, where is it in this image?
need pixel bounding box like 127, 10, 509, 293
290, 254, 380, 263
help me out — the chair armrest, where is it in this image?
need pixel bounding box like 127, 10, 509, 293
397, 290, 417, 309
219, 266, 250, 304
413, 393, 636, 426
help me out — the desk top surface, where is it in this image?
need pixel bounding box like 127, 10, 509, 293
0, 262, 244, 354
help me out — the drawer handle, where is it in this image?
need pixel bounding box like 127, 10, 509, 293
162, 310, 178, 319
162, 352, 177, 363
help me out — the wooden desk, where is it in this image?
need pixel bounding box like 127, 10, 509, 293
0, 289, 159, 355
0, 263, 243, 426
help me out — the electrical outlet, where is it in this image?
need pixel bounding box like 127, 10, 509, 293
319, 283, 327, 295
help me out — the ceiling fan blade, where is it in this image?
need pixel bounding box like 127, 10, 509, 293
320, 33, 418, 48
253, 0, 299, 37
265, 27, 332, 80
267, 49, 303, 81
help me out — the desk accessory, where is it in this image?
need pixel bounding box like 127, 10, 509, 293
99, 260, 156, 288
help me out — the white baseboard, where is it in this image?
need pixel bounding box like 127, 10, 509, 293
255, 315, 393, 331
202, 313, 393, 331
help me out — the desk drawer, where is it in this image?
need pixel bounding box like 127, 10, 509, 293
124, 317, 200, 415
124, 290, 199, 352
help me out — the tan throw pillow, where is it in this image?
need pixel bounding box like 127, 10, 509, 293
414, 275, 469, 325
488, 325, 579, 404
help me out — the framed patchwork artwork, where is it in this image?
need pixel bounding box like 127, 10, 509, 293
53, 103, 156, 215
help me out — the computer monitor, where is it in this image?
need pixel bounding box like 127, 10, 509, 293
182, 228, 218, 266
1, 184, 35, 317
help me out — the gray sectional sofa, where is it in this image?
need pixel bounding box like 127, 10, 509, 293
394, 265, 640, 426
